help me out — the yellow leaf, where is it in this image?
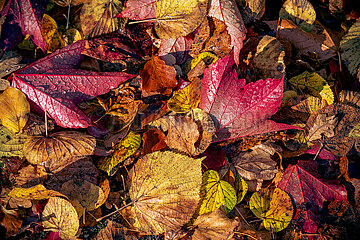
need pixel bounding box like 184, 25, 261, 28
155, 0, 208, 39
199, 170, 237, 215
235, 176, 248, 204
18, 34, 36, 50
41, 197, 79, 240
8, 184, 67, 200
186, 52, 218, 74
0, 125, 27, 158
250, 188, 293, 232
0, 87, 30, 134
279, 0, 316, 32
80, 0, 126, 38
60, 179, 105, 218
128, 151, 203, 234
63, 28, 83, 46
41, 14, 65, 53
289, 71, 334, 105
53, 0, 90, 7
97, 131, 141, 175
291, 95, 326, 114
168, 78, 201, 113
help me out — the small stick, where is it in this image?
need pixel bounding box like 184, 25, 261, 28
96, 201, 133, 222
45, 110, 48, 137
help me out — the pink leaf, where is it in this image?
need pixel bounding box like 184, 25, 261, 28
117, 0, 156, 20
304, 144, 337, 161
11, 42, 136, 129
0, 0, 46, 52
199, 55, 300, 142
208, 0, 246, 65
277, 161, 347, 233
158, 36, 193, 64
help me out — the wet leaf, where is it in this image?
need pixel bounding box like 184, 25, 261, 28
279, 0, 316, 32
41, 14, 65, 53
0, 125, 27, 158
23, 131, 96, 164
198, 170, 237, 215
97, 131, 141, 175
340, 21, 360, 75
8, 184, 66, 200
193, 208, 239, 240
80, 0, 126, 39
127, 151, 203, 234
0, 87, 30, 134
41, 197, 79, 240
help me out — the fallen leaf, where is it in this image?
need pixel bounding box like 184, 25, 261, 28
307, 114, 337, 142
238, 0, 266, 24
0, 51, 24, 78
200, 55, 299, 142
250, 188, 293, 232
208, 0, 247, 65
41, 14, 65, 53
94, 220, 135, 240
198, 170, 237, 215
23, 131, 95, 165
279, 0, 316, 32
193, 208, 239, 240
41, 197, 79, 240
277, 161, 347, 233
14, 165, 48, 188
127, 151, 203, 234
154, 0, 208, 39
290, 95, 326, 114
340, 21, 360, 75
60, 179, 105, 218
80, 0, 126, 39
235, 175, 248, 204
0, 205, 23, 238
141, 128, 167, 154
253, 35, 285, 79
339, 90, 360, 107
8, 184, 66, 200
11, 41, 136, 129
140, 55, 178, 97
0, 125, 27, 158
190, 17, 211, 58
117, 0, 156, 20
23, 112, 54, 136
97, 131, 141, 175
0, 87, 30, 134
158, 36, 193, 65
53, 0, 89, 7
202, 145, 226, 171
167, 78, 201, 113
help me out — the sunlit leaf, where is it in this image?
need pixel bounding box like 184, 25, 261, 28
41, 14, 65, 53
167, 78, 201, 113
279, 0, 316, 32
8, 184, 66, 200
0, 125, 27, 158
235, 176, 248, 204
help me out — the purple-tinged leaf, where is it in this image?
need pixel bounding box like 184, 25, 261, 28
117, 0, 156, 20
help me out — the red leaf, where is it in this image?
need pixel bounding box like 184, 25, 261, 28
0, 0, 46, 52
304, 144, 336, 161
199, 55, 299, 142
208, 0, 246, 65
277, 161, 347, 233
11, 41, 136, 129
117, 0, 156, 20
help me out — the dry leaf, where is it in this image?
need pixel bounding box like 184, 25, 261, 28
307, 114, 338, 142
127, 151, 203, 234
14, 165, 48, 188
94, 220, 136, 240
0, 87, 30, 134
0, 125, 27, 158
279, 0, 316, 32
193, 208, 239, 240
23, 131, 96, 164
238, 0, 266, 24
8, 184, 66, 200
0, 205, 23, 238
41, 14, 65, 53
0, 51, 24, 78
141, 128, 167, 155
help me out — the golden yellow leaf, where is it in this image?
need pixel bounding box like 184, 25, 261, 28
186, 52, 219, 73
235, 176, 248, 204
41, 197, 79, 240
155, 0, 208, 39
127, 151, 203, 234
279, 0, 316, 32
0, 87, 30, 134
53, 0, 90, 7
63, 28, 83, 46
291, 95, 326, 114
8, 184, 67, 200
97, 131, 141, 175
23, 131, 96, 165
0, 125, 27, 158
41, 14, 65, 53
193, 208, 239, 240
80, 0, 126, 38
198, 170, 237, 215
289, 71, 334, 105
167, 78, 201, 113
61, 179, 105, 218
250, 188, 293, 232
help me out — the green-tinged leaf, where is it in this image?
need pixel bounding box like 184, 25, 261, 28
168, 78, 201, 113
199, 170, 237, 215
235, 176, 248, 204
0, 125, 27, 158
340, 21, 360, 75
97, 131, 141, 175
8, 184, 67, 200
279, 0, 316, 32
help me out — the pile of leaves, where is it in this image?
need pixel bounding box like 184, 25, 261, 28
1, 0, 360, 239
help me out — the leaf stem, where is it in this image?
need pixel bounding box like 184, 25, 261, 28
45, 110, 48, 137
96, 201, 133, 222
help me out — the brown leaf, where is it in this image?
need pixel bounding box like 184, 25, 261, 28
307, 114, 338, 142
193, 209, 239, 240
239, 0, 266, 24
14, 165, 48, 188
23, 131, 96, 165
141, 128, 167, 155
94, 220, 136, 240
0, 51, 24, 78
23, 112, 54, 136
190, 17, 211, 58
140, 56, 178, 97
0, 205, 23, 238
203, 18, 232, 58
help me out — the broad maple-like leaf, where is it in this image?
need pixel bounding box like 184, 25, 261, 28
277, 161, 347, 233
208, 0, 246, 65
158, 36, 193, 64
10, 41, 136, 128
0, 0, 46, 52
117, 0, 156, 20
199, 55, 299, 142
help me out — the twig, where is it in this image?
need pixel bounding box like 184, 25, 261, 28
234, 206, 249, 226
96, 201, 133, 222
44, 110, 48, 137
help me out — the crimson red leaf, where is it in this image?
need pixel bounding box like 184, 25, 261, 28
199, 55, 299, 142
277, 161, 347, 234
11, 41, 136, 129
208, 0, 246, 65
117, 0, 156, 20
0, 0, 46, 52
